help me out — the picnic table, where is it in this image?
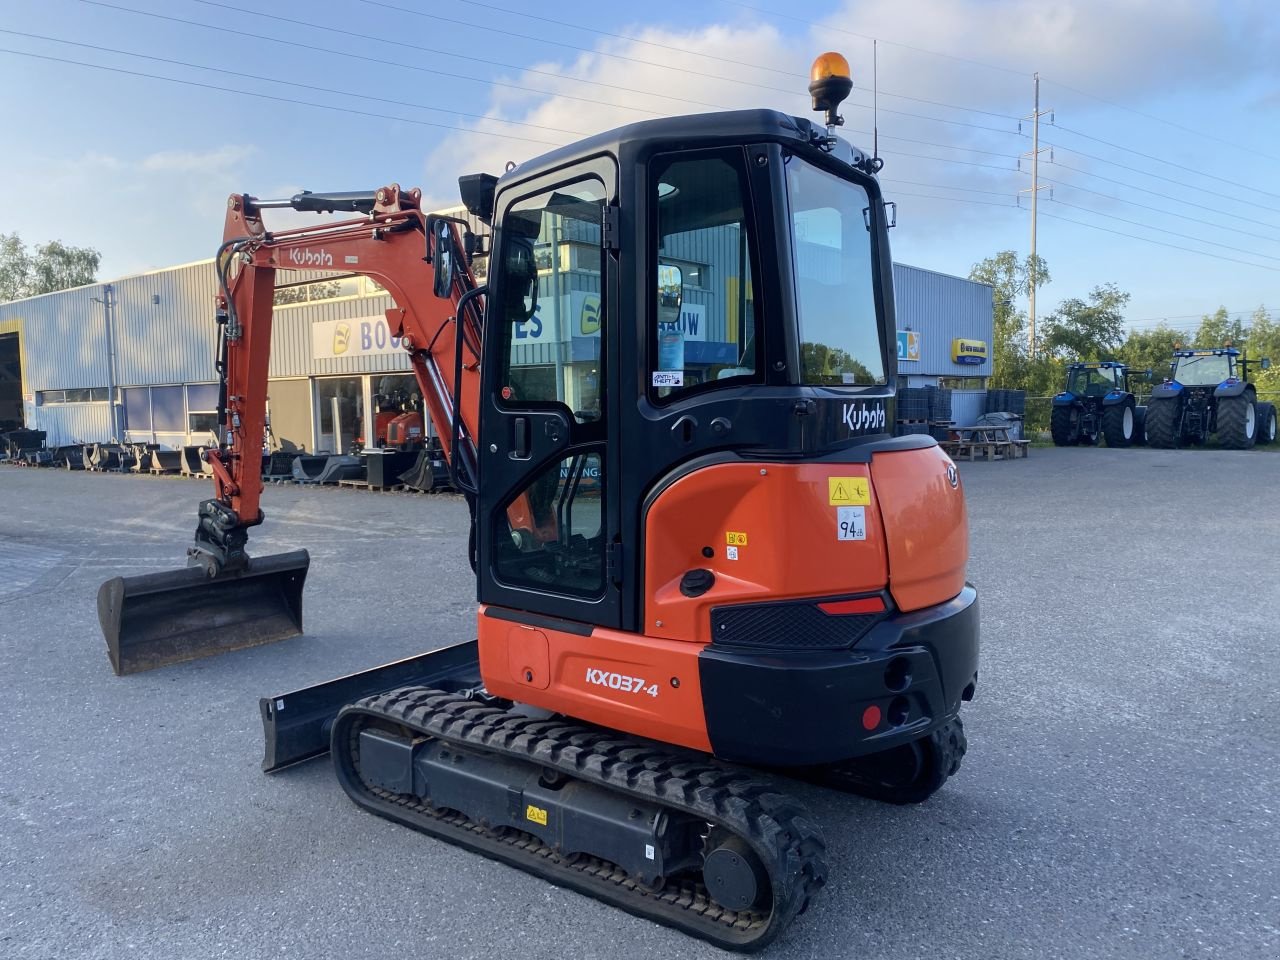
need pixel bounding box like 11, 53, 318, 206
940, 423, 1030, 461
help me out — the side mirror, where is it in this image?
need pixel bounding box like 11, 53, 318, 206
657, 263, 683, 326
432, 219, 454, 299
1263, 358, 1272, 371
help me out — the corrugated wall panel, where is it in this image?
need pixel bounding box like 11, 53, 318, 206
0, 285, 112, 390
114, 261, 219, 386
892, 263, 993, 377
27, 402, 113, 447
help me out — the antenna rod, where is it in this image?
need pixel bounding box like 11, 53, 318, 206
873, 39, 879, 160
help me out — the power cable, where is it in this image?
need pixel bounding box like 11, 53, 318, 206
1041, 78, 1280, 165
1046, 198, 1280, 263
359, 0, 1024, 122
0, 28, 592, 139
720, 0, 1280, 167
1048, 123, 1280, 200
1039, 211, 1280, 274
883, 190, 1018, 208
880, 179, 1016, 198
0, 46, 566, 147
1041, 140, 1280, 213
76, 0, 712, 114
1038, 175, 1280, 245
1044, 157, 1280, 232
719, 0, 1029, 78
352, 0, 1023, 135
197, 0, 802, 101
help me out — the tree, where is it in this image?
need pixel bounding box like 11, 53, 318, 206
968, 250, 1050, 389
1041, 283, 1130, 361
1119, 323, 1182, 383
0, 233, 100, 301
1193, 306, 1246, 349
0, 233, 30, 302
1244, 305, 1280, 393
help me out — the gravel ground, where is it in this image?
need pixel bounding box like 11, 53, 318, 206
0, 447, 1277, 960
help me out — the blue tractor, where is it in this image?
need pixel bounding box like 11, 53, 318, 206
1051, 361, 1146, 447
1145, 348, 1276, 449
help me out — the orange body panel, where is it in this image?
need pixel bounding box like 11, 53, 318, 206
643, 463, 889, 643
869, 445, 968, 611
478, 607, 712, 752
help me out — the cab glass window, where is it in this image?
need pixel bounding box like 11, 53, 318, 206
650, 150, 760, 401
787, 158, 886, 386
496, 178, 606, 424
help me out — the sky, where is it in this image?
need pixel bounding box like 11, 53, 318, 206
0, 0, 1277, 337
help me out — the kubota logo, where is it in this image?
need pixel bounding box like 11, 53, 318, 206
287, 247, 334, 267
332, 321, 351, 355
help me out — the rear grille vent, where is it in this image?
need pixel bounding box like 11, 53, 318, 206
710, 597, 887, 651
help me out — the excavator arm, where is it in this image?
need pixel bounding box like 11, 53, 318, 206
196, 184, 482, 573
98, 184, 484, 674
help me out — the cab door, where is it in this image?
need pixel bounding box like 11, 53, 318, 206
476, 164, 622, 629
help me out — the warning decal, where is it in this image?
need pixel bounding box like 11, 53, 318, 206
725, 531, 748, 546
828, 477, 871, 506
526, 804, 548, 826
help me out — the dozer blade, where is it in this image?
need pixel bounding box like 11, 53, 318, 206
98, 550, 310, 676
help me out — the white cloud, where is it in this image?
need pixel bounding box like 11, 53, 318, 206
140, 145, 257, 174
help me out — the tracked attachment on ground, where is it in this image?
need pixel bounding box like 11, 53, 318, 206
98, 549, 310, 675
331, 686, 827, 952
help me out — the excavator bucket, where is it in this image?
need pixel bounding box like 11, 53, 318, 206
97, 550, 310, 676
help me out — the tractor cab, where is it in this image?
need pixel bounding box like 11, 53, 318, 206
1051, 361, 1145, 447
1166, 348, 1270, 387
1063, 361, 1127, 398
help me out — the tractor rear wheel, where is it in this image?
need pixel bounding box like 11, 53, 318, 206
1144, 397, 1181, 448
1254, 402, 1277, 445
1217, 395, 1257, 449
1102, 402, 1135, 447
1133, 405, 1148, 446
1050, 406, 1078, 446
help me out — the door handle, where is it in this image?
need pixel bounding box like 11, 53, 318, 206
512, 416, 530, 459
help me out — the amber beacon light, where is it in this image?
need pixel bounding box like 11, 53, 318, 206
809, 51, 853, 127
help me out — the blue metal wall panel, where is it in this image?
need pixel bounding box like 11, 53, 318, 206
113, 261, 219, 385
892, 263, 993, 377
0, 285, 112, 389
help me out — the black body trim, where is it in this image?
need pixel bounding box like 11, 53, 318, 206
699, 587, 979, 766
482, 605, 595, 637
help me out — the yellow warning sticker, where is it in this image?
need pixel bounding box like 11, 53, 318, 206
725, 531, 748, 546
526, 804, 548, 826
828, 477, 871, 506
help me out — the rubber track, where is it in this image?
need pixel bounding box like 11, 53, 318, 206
331, 686, 828, 953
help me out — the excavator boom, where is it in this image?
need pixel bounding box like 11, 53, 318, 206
98, 184, 482, 674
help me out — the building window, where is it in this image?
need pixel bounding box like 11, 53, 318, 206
186, 383, 220, 441
938, 377, 986, 390
38, 387, 108, 404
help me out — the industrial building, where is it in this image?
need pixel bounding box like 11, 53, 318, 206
0, 239, 993, 451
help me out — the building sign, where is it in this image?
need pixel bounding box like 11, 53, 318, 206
896, 330, 921, 362
311, 315, 405, 360
951, 338, 988, 365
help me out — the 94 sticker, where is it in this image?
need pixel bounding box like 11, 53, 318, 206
586, 667, 659, 698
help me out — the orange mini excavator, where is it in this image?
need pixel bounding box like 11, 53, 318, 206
97, 55, 978, 951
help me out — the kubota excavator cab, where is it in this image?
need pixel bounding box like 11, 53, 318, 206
452, 102, 977, 774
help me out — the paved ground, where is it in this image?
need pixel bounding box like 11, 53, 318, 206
1, 448, 1277, 960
